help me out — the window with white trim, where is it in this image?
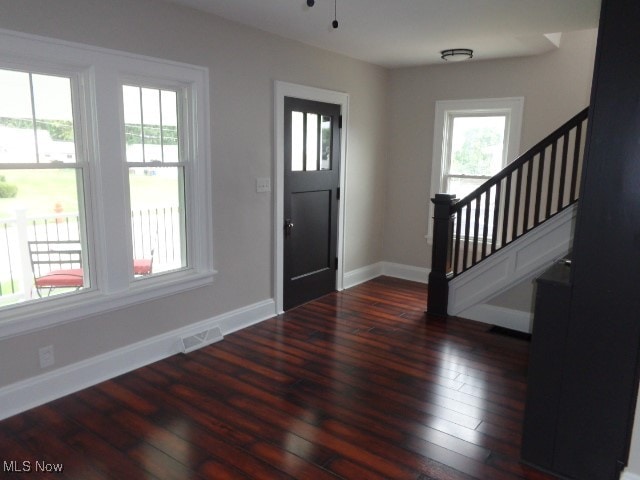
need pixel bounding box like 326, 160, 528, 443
123, 84, 188, 275
0, 30, 213, 337
428, 97, 523, 239
0, 68, 91, 303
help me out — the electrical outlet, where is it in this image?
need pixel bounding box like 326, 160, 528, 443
39, 345, 55, 369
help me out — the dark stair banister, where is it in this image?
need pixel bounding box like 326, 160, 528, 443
427, 107, 589, 316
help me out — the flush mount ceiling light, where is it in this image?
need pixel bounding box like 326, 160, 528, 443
306, 0, 339, 29
440, 48, 474, 62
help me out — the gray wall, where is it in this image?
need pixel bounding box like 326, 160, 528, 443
0, 0, 389, 387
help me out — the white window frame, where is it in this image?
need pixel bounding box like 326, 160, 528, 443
119, 79, 191, 278
0, 29, 214, 338
427, 97, 523, 242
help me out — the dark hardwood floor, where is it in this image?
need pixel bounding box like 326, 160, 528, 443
0, 276, 558, 479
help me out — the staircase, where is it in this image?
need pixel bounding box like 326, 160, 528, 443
427, 107, 589, 325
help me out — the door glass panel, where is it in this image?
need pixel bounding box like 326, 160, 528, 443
306, 113, 318, 171
291, 111, 303, 171
320, 115, 331, 170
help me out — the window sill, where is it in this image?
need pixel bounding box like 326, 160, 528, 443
0, 269, 217, 339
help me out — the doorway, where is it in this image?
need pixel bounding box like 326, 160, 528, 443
274, 82, 348, 313
283, 97, 341, 310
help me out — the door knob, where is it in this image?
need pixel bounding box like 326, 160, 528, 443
285, 219, 294, 237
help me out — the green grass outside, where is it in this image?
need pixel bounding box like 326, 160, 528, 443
0, 279, 21, 306
0, 168, 180, 219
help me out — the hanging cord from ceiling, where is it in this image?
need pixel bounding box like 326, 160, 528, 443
306, 0, 339, 29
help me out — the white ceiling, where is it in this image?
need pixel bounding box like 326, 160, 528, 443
162, 0, 601, 68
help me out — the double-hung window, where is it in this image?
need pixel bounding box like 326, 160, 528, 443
123, 84, 188, 274
429, 97, 523, 239
0, 67, 91, 303
0, 30, 213, 337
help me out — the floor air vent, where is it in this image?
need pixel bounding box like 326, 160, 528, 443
180, 327, 224, 353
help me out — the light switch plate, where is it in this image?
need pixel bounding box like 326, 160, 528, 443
256, 177, 271, 193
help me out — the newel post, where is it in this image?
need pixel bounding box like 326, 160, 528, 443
427, 193, 456, 317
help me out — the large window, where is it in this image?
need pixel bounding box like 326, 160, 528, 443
0, 69, 90, 305
428, 97, 523, 240
0, 30, 213, 337
123, 85, 187, 275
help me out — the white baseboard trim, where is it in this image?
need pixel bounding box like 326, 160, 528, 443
0, 299, 276, 421
381, 262, 429, 284
458, 303, 534, 333
621, 470, 640, 480
343, 262, 429, 289
343, 262, 384, 289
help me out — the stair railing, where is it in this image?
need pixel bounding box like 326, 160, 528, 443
427, 107, 589, 316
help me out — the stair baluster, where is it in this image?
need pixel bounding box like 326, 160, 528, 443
428, 107, 589, 316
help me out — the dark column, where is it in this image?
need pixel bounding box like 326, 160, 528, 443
427, 193, 456, 317
548, 0, 640, 478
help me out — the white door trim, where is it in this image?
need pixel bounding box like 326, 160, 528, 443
274, 81, 349, 313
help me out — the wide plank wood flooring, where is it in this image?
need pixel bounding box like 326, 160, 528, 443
0, 276, 558, 479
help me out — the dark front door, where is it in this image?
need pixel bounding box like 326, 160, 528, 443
283, 96, 341, 310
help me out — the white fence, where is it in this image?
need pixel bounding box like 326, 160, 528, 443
0, 207, 181, 306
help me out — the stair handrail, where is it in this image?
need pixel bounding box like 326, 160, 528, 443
427, 107, 589, 316
452, 108, 588, 210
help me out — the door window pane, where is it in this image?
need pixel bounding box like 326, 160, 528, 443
291, 111, 303, 172
290, 111, 333, 172
320, 115, 332, 170
306, 113, 318, 171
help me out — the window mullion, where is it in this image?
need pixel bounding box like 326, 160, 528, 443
93, 71, 132, 293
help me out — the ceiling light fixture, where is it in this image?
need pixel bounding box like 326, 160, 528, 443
440, 48, 474, 62
305, 0, 339, 29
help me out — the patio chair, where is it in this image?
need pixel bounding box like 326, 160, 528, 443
28, 240, 84, 297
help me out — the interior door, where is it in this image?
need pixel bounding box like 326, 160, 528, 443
283, 96, 341, 310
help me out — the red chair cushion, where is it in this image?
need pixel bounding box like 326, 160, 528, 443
134, 259, 152, 275
35, 269, 84, 288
